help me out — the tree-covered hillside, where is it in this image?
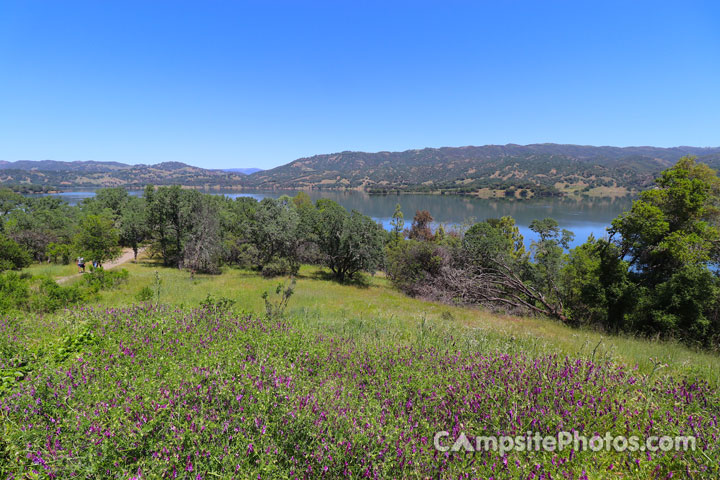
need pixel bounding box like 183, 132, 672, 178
243, 143, 720, 197
0, 161, 247, 189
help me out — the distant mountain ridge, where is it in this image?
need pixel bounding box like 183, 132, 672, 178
4, 144, 720, 196
0, 160, 247, 189
242, 143, 720, 197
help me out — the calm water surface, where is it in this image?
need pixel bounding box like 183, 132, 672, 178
27, 190, 634, 248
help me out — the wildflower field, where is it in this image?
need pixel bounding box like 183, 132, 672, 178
1, 297, 718, 478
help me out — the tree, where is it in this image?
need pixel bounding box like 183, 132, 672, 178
183, 200, 222, 274
314, 200, 385, 281
145, 186, 200, 266
0, 234, 31, 272
390, 203, 405, 244
463, 216, 525, 267
314, 199, 348, 271
46, 242, 73, 265
0, 188, 23, 217
562, 236, 635, 330
408, 210, 434, 241
119, 197, 148, 261
4, 196, 78, 260
333, 211, 385, 281
219, 196, 259, 266
251, 197, 301, 275
74, 214, 121, 264
82, 187, 130, 219
565, 157, 720, 345
610, 156, 720, 285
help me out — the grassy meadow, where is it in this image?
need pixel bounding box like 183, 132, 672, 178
81, 256, 720, 384
2, 254, 719, 478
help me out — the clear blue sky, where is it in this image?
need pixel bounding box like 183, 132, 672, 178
1, 1, 718, 169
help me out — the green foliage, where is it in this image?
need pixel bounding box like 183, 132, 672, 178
527, 217, 574, 302
1, 268, 130, 315
602, 157, 720, 344
118, 195, 147, 260
0, 187, 24, 216
390, 203, 404, 244
0, 272, 30, 312
261, 257, 295, 278
135, 286, 154, 302
28, 278, 87, 313
262, 278, 295, 319
199, 294, 236, 314
611, 156, 720, 283
463, 216, 525, 266
45, 242, 73, 264
387, 240, 447, 295
73, 213, 121, 264
4, 195, 78, 261
53, 325, 98, 363
0, 234, 31, 272
638, 264, 720, 344
82, 267, 129, 292
251, 197, 302, 273
145, 185, 202, 266
81, 187, 130, 219
563, 237, 635, 330
314, 200, 385, 281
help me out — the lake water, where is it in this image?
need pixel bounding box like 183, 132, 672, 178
25, 190, 634, 248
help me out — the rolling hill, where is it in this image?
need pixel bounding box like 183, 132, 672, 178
0, 160, 248, 189
242, 144, 720, 197
4, 144, 720, 197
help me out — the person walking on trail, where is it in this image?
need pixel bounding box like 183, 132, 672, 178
77, 257, 85, 273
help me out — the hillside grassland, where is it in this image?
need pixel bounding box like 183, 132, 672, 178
2, 258, 719, 478
64, 258, 720, 385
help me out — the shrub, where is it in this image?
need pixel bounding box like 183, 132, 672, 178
135, 286, 154, 302
0, 234, 32, 272
0, 272, 30, 313
83, 267, 129, 292
386, 240, 448, 295
261, 258, 296, 278
199, 294, 236, 314
29, 278, 87, 313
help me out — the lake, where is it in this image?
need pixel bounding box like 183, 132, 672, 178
25, 190, 634, 248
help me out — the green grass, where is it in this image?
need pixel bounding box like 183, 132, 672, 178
73, 255, 720, 385
22, 262, 78, 279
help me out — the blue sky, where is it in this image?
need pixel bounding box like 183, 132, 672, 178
1, 1, 718, 169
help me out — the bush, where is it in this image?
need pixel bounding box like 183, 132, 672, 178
0, 235, 32, 272
83, 267, 129, 292
386, 240, 448, 295
261, 258, 296, 278
135, 286, 154, 302
29, 278, 87, 313
0, 272, 30, 313
199, 294, 236, 314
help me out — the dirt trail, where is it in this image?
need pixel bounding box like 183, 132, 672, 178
57, 248, 145, 284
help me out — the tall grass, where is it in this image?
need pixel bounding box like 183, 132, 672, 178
81, 259, 720, 385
